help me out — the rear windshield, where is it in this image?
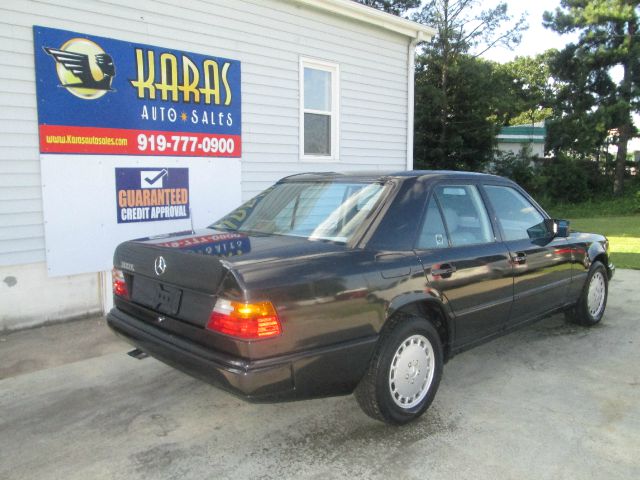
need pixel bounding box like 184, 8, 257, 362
211, 180, 388, 243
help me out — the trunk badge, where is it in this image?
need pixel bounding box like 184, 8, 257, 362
154, 256, 167, 276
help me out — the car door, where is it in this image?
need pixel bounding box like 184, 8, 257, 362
481, 184, 573, 328
414, 183, 513, 347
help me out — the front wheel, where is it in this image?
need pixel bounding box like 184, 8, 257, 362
565, 260, 608, 326
355, 314, 443, 425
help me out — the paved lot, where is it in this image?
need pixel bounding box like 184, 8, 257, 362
1, 270, 639, 480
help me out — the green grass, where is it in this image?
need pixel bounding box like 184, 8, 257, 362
541, 189, 640, 269
544, 194, 640, 219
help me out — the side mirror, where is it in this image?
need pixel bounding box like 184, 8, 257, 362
556, 219, 570, 237
544, 218, 570, 238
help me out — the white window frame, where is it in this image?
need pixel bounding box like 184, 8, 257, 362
299, 57, 340, 161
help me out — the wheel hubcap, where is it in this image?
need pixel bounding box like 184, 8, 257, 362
388, 334, 435, 409
587, 271, 606, 317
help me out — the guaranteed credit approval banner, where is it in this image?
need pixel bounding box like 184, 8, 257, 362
33, 26, 241, 157
115, 168, 189, 224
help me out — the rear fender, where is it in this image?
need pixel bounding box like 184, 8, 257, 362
386, 291, 455, 356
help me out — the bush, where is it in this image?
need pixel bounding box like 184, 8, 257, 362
490, 148, 609, 203
538, 156, 590, 203
487, 148, 536, 193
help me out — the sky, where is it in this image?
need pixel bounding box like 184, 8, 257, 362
460, 0, 638, 147
475, 0, 579, 63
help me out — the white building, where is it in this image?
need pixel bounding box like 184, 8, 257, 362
496, 122, 546, 158
0, 0, 434, 330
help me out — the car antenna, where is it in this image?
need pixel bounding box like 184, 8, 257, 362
189, 207, 195, 234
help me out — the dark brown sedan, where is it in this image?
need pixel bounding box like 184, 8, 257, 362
108, 171, 614, 424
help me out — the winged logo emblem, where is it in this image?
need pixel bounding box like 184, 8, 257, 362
43, 38, 115, 99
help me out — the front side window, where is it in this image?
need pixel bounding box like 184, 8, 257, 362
300, 58, 339, 159
212, 181, 387, 243
484, 185, 547, 241
435, 185, 494, 246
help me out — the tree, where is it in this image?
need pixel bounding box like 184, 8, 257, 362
498, 53, 555, 127
414, 53, 508, 169
544, 0, 640, 195
356, 0, 529, 170
352, 0, 420, 17
544, 48, 612, 160
411, 1, 527, 169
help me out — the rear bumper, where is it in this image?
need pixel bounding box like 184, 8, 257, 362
107, 308, 376, 402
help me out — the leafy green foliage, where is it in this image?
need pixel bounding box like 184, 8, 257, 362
357, 0, 637, 207
539, 156, 591, 203
486, 148, 536, 192
497, 53, 555, 126
414, 54, 508, 170
543, 0, 640, 195
411, 0, 527, 171
489, 148, 616, 204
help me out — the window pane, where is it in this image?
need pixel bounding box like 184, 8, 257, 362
435, 185, 493, 246
417, 197, 448, 249
484, 186, 546, 241
211, 181, 388, 243
304, 67, 331, 111
304, 113, 331, 155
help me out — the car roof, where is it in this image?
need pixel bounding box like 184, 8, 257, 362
279, 170, 505, 183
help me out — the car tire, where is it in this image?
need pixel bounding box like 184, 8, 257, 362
355, 313, 443, 425
565, 260, 608, 326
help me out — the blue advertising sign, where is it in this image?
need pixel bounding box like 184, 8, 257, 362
33, 26, 241, 157
115, 168, 190, 223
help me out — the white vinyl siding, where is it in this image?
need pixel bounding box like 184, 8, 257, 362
0, 0, 410, 266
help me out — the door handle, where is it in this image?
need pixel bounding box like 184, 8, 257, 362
432, 263, 457, 277
511, 252, 527, 265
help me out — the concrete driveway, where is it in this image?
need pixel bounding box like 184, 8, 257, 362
1, 270, 639, 480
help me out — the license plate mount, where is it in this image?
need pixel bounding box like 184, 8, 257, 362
153, 283, 182, 315
132, 277, 182, 316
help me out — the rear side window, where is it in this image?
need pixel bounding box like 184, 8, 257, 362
434, 185, 494, 246
417, 197, 448, 249
484, 185, 546, 241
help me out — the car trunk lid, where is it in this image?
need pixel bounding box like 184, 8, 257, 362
114, 229, 344, 328
113, 231, 247, 328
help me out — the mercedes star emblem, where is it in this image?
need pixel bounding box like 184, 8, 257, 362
154, 256, 167, 276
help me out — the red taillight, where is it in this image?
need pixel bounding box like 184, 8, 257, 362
207, 299, 281, 339
112, 268, 129, 298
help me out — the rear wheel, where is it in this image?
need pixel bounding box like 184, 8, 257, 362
565, 261, 608, 326
355, 314, 443, 425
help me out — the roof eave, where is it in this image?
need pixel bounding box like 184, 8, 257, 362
290, 0, 436, 40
